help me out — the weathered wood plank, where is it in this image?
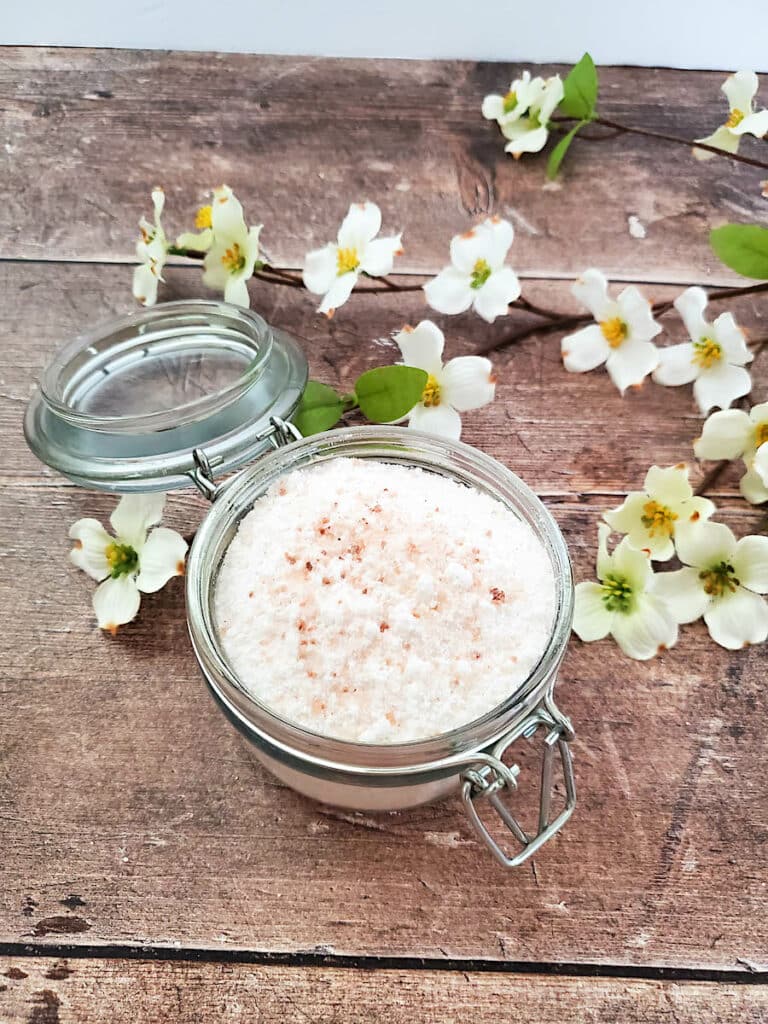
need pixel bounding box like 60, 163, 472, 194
2, 958, 767, 1024
0, 47, 765, 281
1, 477, 766, 968
1, 261, 765, 499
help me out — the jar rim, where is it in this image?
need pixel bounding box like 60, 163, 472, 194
186, 426, 574, 777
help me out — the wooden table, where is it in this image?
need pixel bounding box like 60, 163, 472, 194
1, 47, 767, 1022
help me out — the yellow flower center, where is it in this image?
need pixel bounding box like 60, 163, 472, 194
336, 247, 360, 276
726, 108, 745, 129
641, 500, 678, 538
221, 242, 246, 274
692, 336, 722, 369
106, 541, 139, 579
699, 560, 739, 598
195, 204, 213, 229
470, 258, 492, 290
422, 374, 441, 407
600, 317, 628, 348
601, 574, 633, 613
754, 421, 768, 448
503, 90, 518, 114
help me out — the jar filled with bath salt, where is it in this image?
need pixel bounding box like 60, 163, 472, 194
25, 300, 576, 869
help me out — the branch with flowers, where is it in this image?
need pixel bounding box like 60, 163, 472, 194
71, 57, 768, 640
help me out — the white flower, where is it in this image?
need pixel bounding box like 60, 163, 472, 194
694, 401, 768, 505
604, 464, 715, 561
303, 202, 403, 317
652, 287, 752, 414
694, 71, 768, 160
482, 71, 564, 157
573, 525, 679, 660
561, 269, 662, 393
424, 218, 521, 323
69, 494, 187, 634
176, 202, 214, 253
394, 320, 496, 441
653, 522, 768, 650
202, 185, 262, 308
132, 188, 168, 307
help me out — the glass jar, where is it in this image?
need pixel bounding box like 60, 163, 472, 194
25, 301, 577, 869
186, 426, 576, 868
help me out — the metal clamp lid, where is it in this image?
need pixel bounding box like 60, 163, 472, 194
460, 694, 576, 868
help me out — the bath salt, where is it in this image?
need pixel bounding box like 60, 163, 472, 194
215, 458, 556, 744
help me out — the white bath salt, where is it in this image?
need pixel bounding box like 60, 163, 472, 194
215, 458, 556, 744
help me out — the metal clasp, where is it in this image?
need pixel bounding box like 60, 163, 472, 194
460, 695, 576, 869
188, 416, 303, 502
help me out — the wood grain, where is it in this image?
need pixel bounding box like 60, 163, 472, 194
0, 47, 766, 282
3, 958, 768, 1024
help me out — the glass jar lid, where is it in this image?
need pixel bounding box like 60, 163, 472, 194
24, 300, 308, 492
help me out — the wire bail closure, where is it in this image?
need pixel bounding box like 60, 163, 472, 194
460, 694, 576, 868
189, 416, 303, 502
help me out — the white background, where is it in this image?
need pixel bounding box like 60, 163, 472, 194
4, 0, 768, 70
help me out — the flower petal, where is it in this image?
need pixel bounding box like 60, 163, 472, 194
302, 244, 338, 296
503, 123, 549, 155
740, 464, 768, 505
596, 522, 612, 581
722, 70, 758, 116
318, 270, 358, 316
538, 75, 564, 123
481, 93, 505, 121
110, 493, 166, 550
337, 202, 381, 248
69, 518, 112, 581
749, 402, 768, 426
394, 320, 445, 375
611, 595, 678, 660
479, 218, 515, 268
693, 361, 752, 414
712, 312, 752, 366
612, 536, 653, 590
674, 286, 709, 343
652, 343, 698, 386
407, 403, 462, 441
644, 464, 693, 504
603, 492, 647, 535
572, 581, 612, 642
617, 286, 662, 342
605, 339, 660, 393
176, 228, 213, 252
704, 586, 768, 649
440, 356, 495, 411
449, 225, 494, 274
651, 567, 710, 624
132, 262, 160, 307
92, 575, 141, 633
693, 126, 741, 158
561, 324, 610, 373
693, 408, 752, 460
604, 491, 676, 561
136, 527, 188, 593
675, 520, 737, 570
224, 276, 251, 308
571, 268, 612, 321
732, 535, 768, 594
734, 109, 768, 138
210, 185, 247, 238
472, 266, 520, 322
359, 234, 402, 277
424, 266, 474, 315
754, 441, 768, 486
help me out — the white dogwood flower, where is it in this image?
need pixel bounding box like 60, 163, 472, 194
561, 269, 662, 393
202, 185, 262, 308
694, 401, 768, 504
572, 524, 679, 660
424, 218, 521, 323
694, 71, 768, 160
176, 202, 214, 253
69, 494, 187, 634
394, 320, 496, 440
499, 75, 564, 157
132, 188, 168, 307
653, 522, 768, 650
604, 464, 715, 561
653, 287, 752, 414
303, 201, 403, 317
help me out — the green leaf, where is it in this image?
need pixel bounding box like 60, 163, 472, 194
355, 365, 428, 423
710, 224, 768, 280
547, 122, 586, 179
292, 381, 344, 436
560, 52, 598, 121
